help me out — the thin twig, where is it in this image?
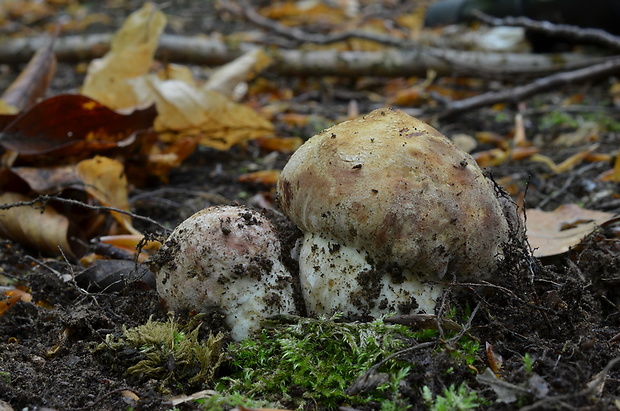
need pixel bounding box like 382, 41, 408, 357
0, 194, 168, 233
218, 0, 407, 47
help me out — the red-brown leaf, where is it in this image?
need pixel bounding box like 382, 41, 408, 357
1, 29, 57, 111
0, 94, 156, 155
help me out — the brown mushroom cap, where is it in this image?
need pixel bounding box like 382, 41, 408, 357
277, 108, 511, 279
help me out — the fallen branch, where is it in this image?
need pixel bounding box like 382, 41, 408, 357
473, 10, 620, 51
437, 56, 620, 119
0, 33, 605, 77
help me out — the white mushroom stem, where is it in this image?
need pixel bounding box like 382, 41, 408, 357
299, 233, 443, 317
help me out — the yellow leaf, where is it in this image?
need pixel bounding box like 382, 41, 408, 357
81, 2, 166, 109
75, 156, 141, 235
148, 77, 274, 150
0, 192, 79, 257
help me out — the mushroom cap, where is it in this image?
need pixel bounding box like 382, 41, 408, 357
277, 108, 510, 278
153, 205, 297, 340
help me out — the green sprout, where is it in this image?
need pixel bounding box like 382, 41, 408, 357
523, 353, 534, 374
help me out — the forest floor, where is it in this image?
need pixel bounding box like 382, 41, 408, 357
0, 1, 619, 410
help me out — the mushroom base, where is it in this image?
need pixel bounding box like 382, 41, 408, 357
298, 233, 443, 318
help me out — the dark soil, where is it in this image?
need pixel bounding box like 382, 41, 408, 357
1, 1, 620, 410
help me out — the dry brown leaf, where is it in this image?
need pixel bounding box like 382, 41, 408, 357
9, 165, 81, 194
5, 288, 32, 303
485, 342, 503, 374
526, 204, 616, 257
81, 2, 166, 109
1, 30, 57, 112
0, 94, 157, 157
599, 153, 620, 182
472, 148, 509, 167
0, 294, 21, 317
0, 192, 80, 257
149, 77, 274, 150
75, 156, 140, 235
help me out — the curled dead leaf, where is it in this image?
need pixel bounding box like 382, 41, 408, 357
0, 192, 84, 257
485, 342, 503, 374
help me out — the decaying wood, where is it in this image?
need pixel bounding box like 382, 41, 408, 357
0, 33, 604, 78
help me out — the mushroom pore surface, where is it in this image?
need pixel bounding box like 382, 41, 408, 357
276, 108, 514, 316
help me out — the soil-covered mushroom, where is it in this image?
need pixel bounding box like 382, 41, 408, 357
152, 205, 298, 340
276, 108, 517, 318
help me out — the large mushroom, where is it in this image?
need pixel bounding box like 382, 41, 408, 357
276, 108, 517, 318
152, 205, 298, 341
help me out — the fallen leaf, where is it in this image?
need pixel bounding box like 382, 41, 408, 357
255, 136, 303, 153
4, 288, 33, 303
9, 165, 81, 194
75, 156, 141, 235
204, 49, 272, 99
476, 367, 528, 403
238, 170, 281, 186
0, 295, 21, 317
149, 77, 274, 150
81, 2, 166, 109
1, 28, 57, 111
526, 204, 616, 257
472, 148, 509, 167
0, 192, 83, 257
599, 153, 620, 182
486, 342, 503, 374
0, 94, 157, 156
168, 390, 219, 406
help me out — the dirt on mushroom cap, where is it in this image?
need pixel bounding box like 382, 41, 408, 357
277, 108, 514, 279
153, 205, 298, 340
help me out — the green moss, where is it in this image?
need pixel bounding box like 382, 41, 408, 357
217, 314, 415, 409
422, 383, 483, 411
96, 316, 224, 393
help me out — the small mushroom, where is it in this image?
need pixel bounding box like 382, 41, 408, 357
276, 108, 516, 318
152, 205, 297, 341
